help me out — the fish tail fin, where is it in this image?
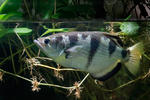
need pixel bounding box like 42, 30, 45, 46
125, 42, 144, 75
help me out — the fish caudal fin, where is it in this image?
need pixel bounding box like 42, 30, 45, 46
125, 42, 144, 75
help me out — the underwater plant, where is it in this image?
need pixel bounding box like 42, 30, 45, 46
120, 22, 139, 36
41, 25, 76, 37
0, 25, 32, 38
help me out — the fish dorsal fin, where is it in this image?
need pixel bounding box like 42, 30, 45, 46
103, 33, 123, 47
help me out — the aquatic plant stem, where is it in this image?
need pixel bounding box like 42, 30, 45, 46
78, 73, 89, 87
34, 57, 53, 61
0, 68, 74, 89
143, 53, 150, 61
0, 68, 89, 90
0, 64, 150, 93
0, 44, 34, 66
111, 77, 142, 91
0, 68, 32, 82
38, 83, 75, 89
14, 23, 32, 58
33, 63, 81, 71
23, 0, 31, 19
101, 72, 150, 92
9, 39, 16, 74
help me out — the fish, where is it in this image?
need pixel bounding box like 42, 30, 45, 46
34, 31, 143, 81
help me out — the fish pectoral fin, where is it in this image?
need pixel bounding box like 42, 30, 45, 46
64, 45, 83, 59
66, 45, 83, 53
59, 49, 64, 56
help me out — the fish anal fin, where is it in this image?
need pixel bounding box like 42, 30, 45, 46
91, 62, 122, 81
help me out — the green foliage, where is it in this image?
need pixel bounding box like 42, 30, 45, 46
14, 27, 32, 35
0, 24, 32, 38
120, 22, 139, 36
31, 0, 55, 20
124, 15, 132, 21
0, 0, 95, 20
41, 25, 75, 36
0, 0, 22, 20
55, 3, 94, 18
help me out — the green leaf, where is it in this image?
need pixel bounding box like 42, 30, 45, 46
41, 28, 67, 36
0, 13, 22, 21
13, 28, 32, 35
120, 22, 139, 36
41, 27, 76, 37
124, 15, 132, 21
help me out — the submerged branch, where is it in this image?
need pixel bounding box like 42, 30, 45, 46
1, 60, 150, 93
26, 57, 150, 92
9, 40, 16, 74
143, 53, 150, 61
33, 63, 81, 71
0, 68, 89, 91
34, 57, 53, 61
0, 68, 32, 82
15, 23, 32, 58
78, 73, 89, 87
0, 44, 34, 66
101, 69, 150, 92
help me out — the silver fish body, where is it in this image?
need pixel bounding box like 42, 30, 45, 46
34, 31, 142, 81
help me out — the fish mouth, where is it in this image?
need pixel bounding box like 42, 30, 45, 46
34, 39, 43, 50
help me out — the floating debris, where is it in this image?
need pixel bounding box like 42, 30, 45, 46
31, 76, 41, 92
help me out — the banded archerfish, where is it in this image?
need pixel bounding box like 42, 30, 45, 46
34, 31, 143, 81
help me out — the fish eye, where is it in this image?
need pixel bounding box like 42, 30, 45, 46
44, 39, 50, 44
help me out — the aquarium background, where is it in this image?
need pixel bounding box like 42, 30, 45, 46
0, 0, 150, 100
